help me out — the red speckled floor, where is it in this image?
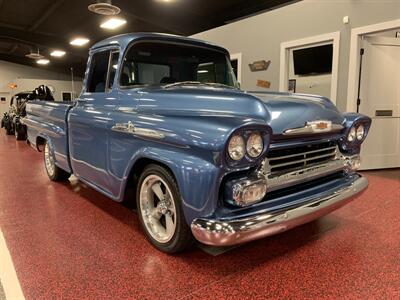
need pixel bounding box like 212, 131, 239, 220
0, 134, 399, 299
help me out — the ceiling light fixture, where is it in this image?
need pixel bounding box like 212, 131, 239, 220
50, 50, 66, 57
100, 18, 126, 29
25, 50, 44, 60
37, 59, 50, 65
70, 38, 90, 46
88, 0, 121, 15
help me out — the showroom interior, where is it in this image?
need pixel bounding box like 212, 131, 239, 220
0, 0, 399, 299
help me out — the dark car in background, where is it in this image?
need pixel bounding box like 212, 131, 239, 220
1, 85, 54, 140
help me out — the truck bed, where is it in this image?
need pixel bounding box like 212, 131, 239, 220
24, 100, 73, 173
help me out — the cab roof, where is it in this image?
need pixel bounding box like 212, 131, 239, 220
90, 32, 229, 55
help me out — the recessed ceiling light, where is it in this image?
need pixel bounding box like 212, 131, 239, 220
70, 38, 90, 46
37, 59, 50, 65
50, 50, 66, 57
100, 18, 127, 29
197, 70, 208, 73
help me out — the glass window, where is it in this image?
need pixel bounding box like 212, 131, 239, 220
137, 63, 170, 85
87, 50, 110, 93
230, 59, 238, 79
108, 51, 119, 89
120, 42, 237, 88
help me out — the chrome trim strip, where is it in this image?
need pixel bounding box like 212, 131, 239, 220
191, 176, 368, 246
265, 158, 345, 192
111, 121, 165, 139
283, 123, 344, 135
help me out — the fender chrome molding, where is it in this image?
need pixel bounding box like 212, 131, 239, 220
283, 121, 344, 135
111, 121, 165, 139
191, 176, 368, 246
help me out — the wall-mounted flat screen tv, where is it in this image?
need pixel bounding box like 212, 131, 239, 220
293, 44, 333, 76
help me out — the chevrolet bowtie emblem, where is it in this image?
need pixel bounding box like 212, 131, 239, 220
307, 120, 332, 132
316, 122, 328, 130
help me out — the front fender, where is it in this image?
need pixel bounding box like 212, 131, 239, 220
119, 147, 223, 225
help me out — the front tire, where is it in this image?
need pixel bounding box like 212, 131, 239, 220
136, 164, 193, 253
44, 141, 70, 181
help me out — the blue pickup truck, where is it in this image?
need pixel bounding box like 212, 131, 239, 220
24, 33, 371, 253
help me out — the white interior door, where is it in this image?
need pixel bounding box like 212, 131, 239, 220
359, 35, 400, 169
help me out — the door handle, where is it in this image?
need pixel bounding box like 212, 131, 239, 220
76, 98, 88, 104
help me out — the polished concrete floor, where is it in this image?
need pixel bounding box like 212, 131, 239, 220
0, 134, 399, 299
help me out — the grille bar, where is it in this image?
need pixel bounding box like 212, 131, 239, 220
266, 141, 338, 175
268, 146, 337, 161
269, 151, 337, 169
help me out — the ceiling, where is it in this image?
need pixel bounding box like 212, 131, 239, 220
0, 0, 297, 77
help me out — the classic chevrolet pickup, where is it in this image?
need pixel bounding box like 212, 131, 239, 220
24, 33, 371, 253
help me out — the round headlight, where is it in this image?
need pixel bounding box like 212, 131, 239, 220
356, 125, 365, 141
246, 133, 264, 158
228, 135, 245, 161
347, 126, 356, 142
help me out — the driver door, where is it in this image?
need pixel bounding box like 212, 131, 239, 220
69, 48, 120, 194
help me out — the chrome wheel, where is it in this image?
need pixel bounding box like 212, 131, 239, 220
139, 174, 177, 243
44, 142, 55, 177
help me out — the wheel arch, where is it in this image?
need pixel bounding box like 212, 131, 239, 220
36, 135, 48, 152
119, 148, 221, 225
122, 156, 177, 208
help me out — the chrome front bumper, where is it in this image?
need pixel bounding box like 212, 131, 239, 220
191, 176, 368, 246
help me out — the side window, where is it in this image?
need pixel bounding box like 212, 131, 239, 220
87, 50, 110, 93
108, 51, 119, 89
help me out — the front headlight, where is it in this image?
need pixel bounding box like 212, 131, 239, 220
347, 126, 356, 142
228, 135, 245, 161
246, 133, 263, 158
356, 124, 365, 141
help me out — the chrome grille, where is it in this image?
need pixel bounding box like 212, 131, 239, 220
266, 141, 338, 175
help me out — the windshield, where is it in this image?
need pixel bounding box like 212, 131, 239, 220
120, 41, 238, 88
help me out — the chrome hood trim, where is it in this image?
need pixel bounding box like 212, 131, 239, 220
283, 121, 344, 136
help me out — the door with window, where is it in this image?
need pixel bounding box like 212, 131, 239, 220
69, 48, 120, 193
359, 32, 400, 169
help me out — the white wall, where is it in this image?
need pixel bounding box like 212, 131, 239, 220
191, 0, 400, 112
12, 79, 82, 101
0, 60, 83, 115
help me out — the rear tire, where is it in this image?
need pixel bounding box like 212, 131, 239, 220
44, 141, 70, 181
136, 164, 193, 253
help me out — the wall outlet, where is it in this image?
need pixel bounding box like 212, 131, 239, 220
343, 16, 349, 24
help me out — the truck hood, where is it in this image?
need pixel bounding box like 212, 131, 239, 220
137, 86, 344, 135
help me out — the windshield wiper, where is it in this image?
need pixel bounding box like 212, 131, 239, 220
163, 81, 237, 90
